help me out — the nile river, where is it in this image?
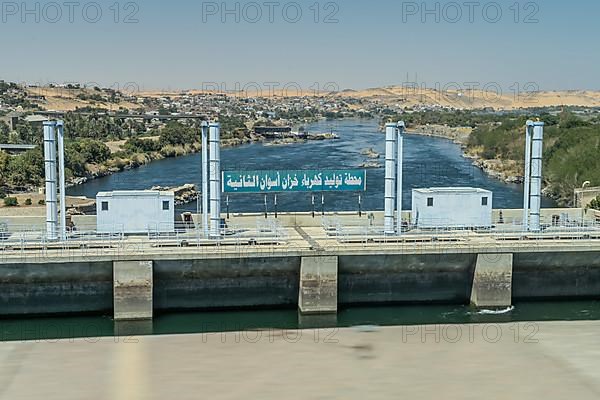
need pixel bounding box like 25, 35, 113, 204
67, 119, 556, 212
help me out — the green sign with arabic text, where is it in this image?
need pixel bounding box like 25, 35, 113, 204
222, 170, 367, 193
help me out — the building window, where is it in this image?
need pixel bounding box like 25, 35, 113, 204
482, 197, 488, 206
162, 200, 170, 211
101, 201, 109, 211
427, 197, 434, 207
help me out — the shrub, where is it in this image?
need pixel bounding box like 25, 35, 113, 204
24, 198, 32, 206
160, 145, 177, 158
38, 199, 45, 205
3, 197, 18, 207
590, 196, 600, 211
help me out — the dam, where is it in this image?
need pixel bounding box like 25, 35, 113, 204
2, 120, 600, 322
2, 208, 600, 319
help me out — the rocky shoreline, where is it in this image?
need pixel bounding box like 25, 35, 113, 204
409, 124, 472, 145
262, 132, 339, 147
462, 154, 523, 184
409, 124, 524, 185
67, 134, 265, 188
408, 125, 566, 203
67, 131, 345, 188
151, 184, 198, 205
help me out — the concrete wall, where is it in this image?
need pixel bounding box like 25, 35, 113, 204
0, 261, 113, 316
0, 215, 96, 231
2, 250, 600, 317
513, 251, 600, 300
221, 211, 389, 228
153, 256, 301, 310
491, 208, 594, 224
574, 187, 600, 208
338, 254, 477, 305
214, 208, 593, 228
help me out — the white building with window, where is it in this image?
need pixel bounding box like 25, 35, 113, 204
96, 190, 175, 234
411, 187, 493, 229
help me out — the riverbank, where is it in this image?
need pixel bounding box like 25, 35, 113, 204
69, 134, 265, 187
69, 131, 341, 188
409, 124, 472, 145
408, 124, 524, 185
2, 321, 600, 399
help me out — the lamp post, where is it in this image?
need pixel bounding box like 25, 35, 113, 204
396, 121, 405, 235
581, 181, 591, 225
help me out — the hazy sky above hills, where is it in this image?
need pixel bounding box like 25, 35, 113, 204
1, 0, 598, 92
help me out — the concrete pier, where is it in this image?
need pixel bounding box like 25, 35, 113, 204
113, 261, 153, 320
470, 254, 513, 307
298, 256, 338, 314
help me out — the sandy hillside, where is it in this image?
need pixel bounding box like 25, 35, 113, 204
334, 86, 600, 109
26, 84, 600, 110
139, 88, 337, 98
140, 86, 600, 108
26, 86, 143, 112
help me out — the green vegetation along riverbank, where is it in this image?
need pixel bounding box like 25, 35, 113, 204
386, 109, 600, 205
0, 114, 257, 195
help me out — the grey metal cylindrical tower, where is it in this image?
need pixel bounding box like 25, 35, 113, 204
201, 121, 209, 237
529, 122, 544, 232
209, 122, 221, 238
43, 120, 58, 240
384, 123, 397, 234
522, 120, 534, 231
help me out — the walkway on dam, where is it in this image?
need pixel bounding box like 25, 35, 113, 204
1, 321, 600, 399
3, 208, 600, 261
3, 224, 600, 261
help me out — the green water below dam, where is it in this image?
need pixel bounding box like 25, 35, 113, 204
2, 301, 600, 342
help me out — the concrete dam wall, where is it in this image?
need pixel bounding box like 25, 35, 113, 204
338, 254, 477, 305
153, 257, 302, 310
513, 251, 600, 300
0, 261, 114, 316
2, 251, 600, 317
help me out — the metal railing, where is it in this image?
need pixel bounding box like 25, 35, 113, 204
0, 219, 298, 259
326, 216, 600, 245
2, 216, 600, 260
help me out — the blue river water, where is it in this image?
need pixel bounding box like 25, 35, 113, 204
67, 118, 556, 212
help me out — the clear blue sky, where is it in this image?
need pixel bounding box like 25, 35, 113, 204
0, 0, 598, 91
